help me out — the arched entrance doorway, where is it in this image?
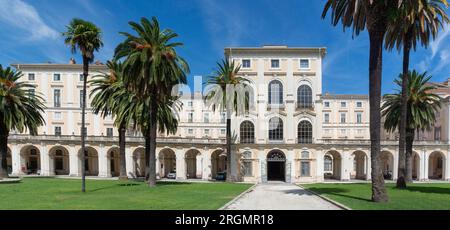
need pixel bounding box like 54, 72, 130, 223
351, 151, 367, 180
211, 150, 227, 179
381, 151, 394, 180
49, 146, 69, 175
79, 147, 99, 176
185, 149, 202, 179
429, 152, 445, 180
159, 149, 176, 178
324, 151, 341, 180
133, 148, 145, 177
267, 150, 286, 181
20, 145, 40, 175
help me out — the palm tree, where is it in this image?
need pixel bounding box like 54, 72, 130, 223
322, 0, 401, 202
90, 61, 128, 180
385, 0, 449, 187
205, 59, 250, 182
0, 65, 45, 179
382, 71, 441, 181
114, 17, 189, 187
62, 18, 103, 192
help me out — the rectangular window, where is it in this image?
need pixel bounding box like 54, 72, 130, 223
79, 90, 84, 108
54, 112, 62, 120
340, 101, 346, 107
221, 113, 226, 123
28, 73, 35, 81
300, 59, 309, 69
324, 101, 330, 108
242, 59, 251, 68
434, 127, 441, 141
340, 113, 346, 123
188, 129, 194, 135
340, 129, 346, 134
356, 101, 363, 107
221, 129, 226, 135
54, 126, 62, 136
53, 73, 61, 81
187, 101, 193, 107
324, 113, 330, 123
188, 113, 193, 123
107, 128, 113, 137
271, 59, 280, 68
356, 112, 362, 124
203, 113, 210, 123
54, 89, 61, 107
301, 162, 310, 177
204, 129, 210, 135
79, 74, 85, 82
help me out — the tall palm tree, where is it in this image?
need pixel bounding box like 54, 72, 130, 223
0, 65, 45, 179
62, 18, 103, 192
205, 59, 250, 182
322, 0, 401, 202
385, 0, 449, 187
114, 17, 189, 187
382, 71, 441, 181
90, 61, 128, 180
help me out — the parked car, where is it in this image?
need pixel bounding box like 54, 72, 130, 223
167, 170, 176, 179
383, 170, 393, 180
215, 171, 226, 181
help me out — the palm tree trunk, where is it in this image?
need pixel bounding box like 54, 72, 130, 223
148, 97, 158, 187
144, 128, 150, 181
397, 34, 412, 188
0, 126, 9, 179
118, 122, 127, 180
226, 107, 232, 182
405, 128, 415, 182
81, 55, 89, 192
368, 27, 389, 203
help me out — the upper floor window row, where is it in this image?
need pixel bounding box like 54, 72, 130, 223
242, 59, 251, 68
53, 73, 61, 81
300, 59, 310, 69
271, 59, 280, 69
28, 73, 35, 81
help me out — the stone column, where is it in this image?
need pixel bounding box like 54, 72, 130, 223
365, 150, 371, 180
11, 145, 21, 176
202, 148, 211, 180
445, 151, 450, 181
340, 149, 350, 181
175, 147, 186, 180
259, 147, 266, 183
125, 147, 134, 178
422, 150, 429, 181
69, 145, 80, 177
286, 148, 294, 183
230, 146, 238, 181
98, 145, 110, 177
39, 144, 52, 176
316, 148, 324, 182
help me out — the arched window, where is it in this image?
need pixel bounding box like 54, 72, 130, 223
298, 121, 313, 143
268, 80, 283, 105
297, 85, 313, 108
324, 155, 333, 172
269, 117, 283, 141
240, 121, 255, 144
242, 151, 252, 176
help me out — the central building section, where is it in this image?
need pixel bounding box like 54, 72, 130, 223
226, 45, 326, 183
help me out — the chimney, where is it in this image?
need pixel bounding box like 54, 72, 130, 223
69, 58, 76, 64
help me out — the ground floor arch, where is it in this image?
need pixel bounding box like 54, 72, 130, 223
108, 147, 120, 177
133, 148, 146, 177
79, 147, 99, 176
412, 152, 420, 180
351, 151, 368, 180
49, 146, 69, 175
381, 151, 394, 180
429, 152, 445, 180
267, 150, 286, 181
20, 145, 41, 175
324, 151, 341, 180
185, 149, 202, 179
211, 149, 227, 179
159, 148, 176, 178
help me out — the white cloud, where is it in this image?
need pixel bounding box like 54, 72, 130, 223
0, 0, 59, 40
430, 24, 450, 59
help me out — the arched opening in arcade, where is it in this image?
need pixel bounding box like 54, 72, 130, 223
428, 152, 445, 180
351, 151, 367, 180
185, 149, 202, 179
49, 146, 70, 175
108, 148, 120, 177
412, 152, 420, 180
211, 149, 227, 180
79, 147, 99, 176
133, 148, 146, 177
20, 145, 41, 175
267, 150, 286, 181
159, 148, 176, 178
380, 151, 394, 180
324, 151, 341, 180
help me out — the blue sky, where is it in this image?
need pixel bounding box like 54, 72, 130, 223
0, 0, 449, 95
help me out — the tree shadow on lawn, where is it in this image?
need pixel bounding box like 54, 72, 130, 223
402, 186, 450, 195
308, 186, 372, 202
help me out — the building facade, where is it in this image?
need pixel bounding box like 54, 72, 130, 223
4, 46, 450, 183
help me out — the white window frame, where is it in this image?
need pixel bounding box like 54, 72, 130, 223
270, 59, 280, 69
242, 59, 251, 69
28, 73, 35, 81
340, 113, 346, 123
299, 59, 310, 70
53, 112, 62, 120
53, 73, 61, 81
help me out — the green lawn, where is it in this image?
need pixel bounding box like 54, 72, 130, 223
0, 178, 251, 210
303, 183, 450, 210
